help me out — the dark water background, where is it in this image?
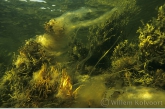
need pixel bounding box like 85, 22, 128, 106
0, 0, 165, 76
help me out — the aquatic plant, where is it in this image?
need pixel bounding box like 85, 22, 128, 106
44, 19, 65, 38
110, 40, 138, 72
138, 4, 165, 60
74, 0, 139, 75
108, 40, 140, 87
56, 69, 79, 100
0, 38, 80, 107
153, 69, 165, 88
107, 4, 165, 89
135, 4, 165, 88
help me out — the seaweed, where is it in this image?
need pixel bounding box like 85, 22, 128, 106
108, 4, 165, 89
0, 39, 78, 107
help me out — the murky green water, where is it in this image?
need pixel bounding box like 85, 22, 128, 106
0, 0, 165, 108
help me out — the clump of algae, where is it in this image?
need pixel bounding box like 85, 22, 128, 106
111, 40, 138, 72
109, 40, 140, 87
108, 4, 165, 89
138, 4, 165, 60
135, 4, 165, 87
98, 5, 165, 108
0, 39, 78, 108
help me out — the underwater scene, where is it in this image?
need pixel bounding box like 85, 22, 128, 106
1, 0, 165, 108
